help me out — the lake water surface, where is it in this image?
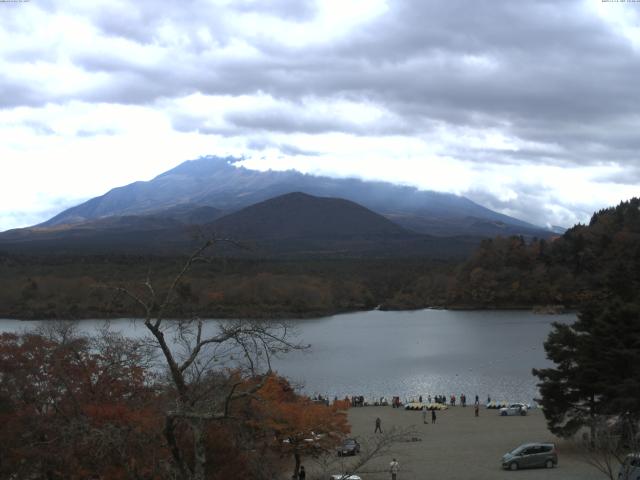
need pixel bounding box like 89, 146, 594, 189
0, 309, 574, 404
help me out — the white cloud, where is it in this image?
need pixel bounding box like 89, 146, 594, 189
1, 0, 639, 231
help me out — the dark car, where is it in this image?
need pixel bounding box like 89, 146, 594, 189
337, 438, 360, 456
501, 442, 558, 470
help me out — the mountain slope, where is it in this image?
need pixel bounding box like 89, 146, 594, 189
40, 156, 551, 238
442, 197, 640, 308
209, 192, 407, 240
0, 193, 479, 258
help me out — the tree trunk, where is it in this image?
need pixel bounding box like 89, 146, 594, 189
589, 394, 596, 448
165, 415, 191, 479
192, 419, 207, 480
292, 451, 301, 479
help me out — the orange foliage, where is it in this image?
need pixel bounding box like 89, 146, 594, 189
0, 332, 164, 480
254, 375, 350, 455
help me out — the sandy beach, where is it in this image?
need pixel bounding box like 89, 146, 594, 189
311, 405, 607, 480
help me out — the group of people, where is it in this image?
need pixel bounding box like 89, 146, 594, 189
420, 393, 485, 407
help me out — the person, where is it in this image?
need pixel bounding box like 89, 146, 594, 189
389, 458, 400, 480
298, 466, 306, 480
422, 405, 428, 424
431, 409, 436, 424
474, 402, 479, 417
375, 416, 382, 433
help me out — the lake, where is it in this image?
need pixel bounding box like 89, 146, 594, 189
0, 309, 573, 404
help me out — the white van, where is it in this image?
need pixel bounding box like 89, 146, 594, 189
618, 453, 640, 480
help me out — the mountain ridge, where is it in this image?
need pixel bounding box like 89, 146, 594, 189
39, 156, 552, 239
0, 192, 480, 258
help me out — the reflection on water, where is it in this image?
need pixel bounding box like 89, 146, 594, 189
270, 309, 574, 403
0, 309, 574, 403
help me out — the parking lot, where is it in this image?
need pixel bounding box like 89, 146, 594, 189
318, 405, 607, 480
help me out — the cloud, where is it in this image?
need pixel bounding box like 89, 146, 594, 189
1, 0, 640, 230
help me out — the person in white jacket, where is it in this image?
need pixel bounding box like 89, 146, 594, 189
389, 458, 400, 480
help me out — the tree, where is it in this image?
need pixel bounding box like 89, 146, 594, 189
0, 327, 162, 479
311, 426, 417, 480
114, 239, 305, 480
252, 375, 350, 479
576, 414, 640, 480
533, 297, 640, 439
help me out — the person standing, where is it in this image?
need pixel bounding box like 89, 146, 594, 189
298, 466, 306, 480
474, 403, 479, 417
431, 409, 436, 424
375, 417, 382, 433
422, 406, 428, 424
389, 458, 400, 480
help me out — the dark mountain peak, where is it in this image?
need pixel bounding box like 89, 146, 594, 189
209, 192, 408, 240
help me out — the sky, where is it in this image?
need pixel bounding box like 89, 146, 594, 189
1, 0, 639, 232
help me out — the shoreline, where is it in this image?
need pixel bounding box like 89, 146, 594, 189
1, 304, 574, 322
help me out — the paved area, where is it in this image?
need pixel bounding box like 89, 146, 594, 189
313, 405, 607, 480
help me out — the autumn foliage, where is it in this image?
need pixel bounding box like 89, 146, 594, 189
0, 331, 348, 479
252, 375, 351, 479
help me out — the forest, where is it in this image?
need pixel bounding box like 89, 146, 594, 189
1, 198, 639, 319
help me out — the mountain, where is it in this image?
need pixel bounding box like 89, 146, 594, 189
0, 192, 480, 257
209, 192, 407, 240
40, 156, 552, 238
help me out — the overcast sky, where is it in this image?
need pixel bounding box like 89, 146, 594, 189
1, 0, 639, 231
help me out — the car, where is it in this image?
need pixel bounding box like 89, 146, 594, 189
337, 438, 360, 456
618, 453, 640, 479
330, 476, 362, 480
501, 442, 558, 470
500, 403, 528, 416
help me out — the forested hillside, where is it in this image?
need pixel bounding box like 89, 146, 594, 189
441, 198, 640, 308
2, 199, 638, 319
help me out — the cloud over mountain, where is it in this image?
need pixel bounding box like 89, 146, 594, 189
1, 0, 639, 230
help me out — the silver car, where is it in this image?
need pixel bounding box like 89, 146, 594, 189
502, 442, 558, 470
499, 403, 528, 416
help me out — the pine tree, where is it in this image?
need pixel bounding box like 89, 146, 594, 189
534, 297, 640, 438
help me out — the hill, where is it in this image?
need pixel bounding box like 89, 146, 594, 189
40, 156, 552, 238
209, 192, 407, 239
387, 197, 640, 310
0, 193, 480, 258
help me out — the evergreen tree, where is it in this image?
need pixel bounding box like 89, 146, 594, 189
534, 297, 640, 438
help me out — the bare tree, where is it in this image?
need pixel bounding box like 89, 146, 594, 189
114, 239, 304, 480
577, 415, 640, 480
311, 426, 418, 480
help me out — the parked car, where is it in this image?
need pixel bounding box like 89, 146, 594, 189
337, 438, 360, 456
501, 442, 558, 470
500, 403, 528, 416
618, 453, 640, 479
330, 476, 362, 480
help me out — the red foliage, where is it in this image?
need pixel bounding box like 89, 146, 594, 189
0, 332, 164, 479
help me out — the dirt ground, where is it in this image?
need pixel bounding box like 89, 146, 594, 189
307, 405, 608, 480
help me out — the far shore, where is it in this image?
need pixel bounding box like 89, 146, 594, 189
2, 304, 575, 322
